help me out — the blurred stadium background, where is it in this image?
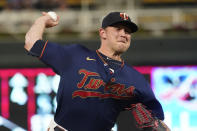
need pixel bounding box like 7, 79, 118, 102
0, 0, 197, 131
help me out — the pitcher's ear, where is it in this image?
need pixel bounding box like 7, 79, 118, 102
99, 28, 107, 39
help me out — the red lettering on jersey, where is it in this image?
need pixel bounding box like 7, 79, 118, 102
72, 90, 131, 100
110, 84, 124, 94
77, 69, 99, 88
103, 78, 115, 92
72, 90, 101, 98
84, 79, 104, 90
125, 86, 135, 96
116, 84, 126, 96
75, 69, 136, 100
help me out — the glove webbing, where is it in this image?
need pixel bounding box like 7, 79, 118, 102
131, 103, 156, 129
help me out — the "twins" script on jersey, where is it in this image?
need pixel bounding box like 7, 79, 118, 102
72, 69, 135, 100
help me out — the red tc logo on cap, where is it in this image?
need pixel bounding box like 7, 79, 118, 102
120, 13, 129, 20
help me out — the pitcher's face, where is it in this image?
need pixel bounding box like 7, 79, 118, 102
101, 23, 132, 54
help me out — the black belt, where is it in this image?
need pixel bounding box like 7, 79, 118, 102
54, 126, 66, 131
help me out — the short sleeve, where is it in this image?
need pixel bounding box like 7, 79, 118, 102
28, 40, 77, 75
28, 40, 46, 57
40, 42, 80, 75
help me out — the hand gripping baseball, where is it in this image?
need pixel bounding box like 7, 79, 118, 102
42, 11, 60, 28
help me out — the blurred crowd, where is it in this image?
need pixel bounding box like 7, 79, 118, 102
0, 0, 68, 10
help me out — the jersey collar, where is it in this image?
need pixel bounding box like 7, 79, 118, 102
95, 50, 125, 68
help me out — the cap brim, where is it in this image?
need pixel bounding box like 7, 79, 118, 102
110, 21, 138, 33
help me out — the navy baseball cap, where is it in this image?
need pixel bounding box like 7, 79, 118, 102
102, 12, 138, 33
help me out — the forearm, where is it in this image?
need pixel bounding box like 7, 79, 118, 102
25, 17, 47, 51
24, 12, 59, 51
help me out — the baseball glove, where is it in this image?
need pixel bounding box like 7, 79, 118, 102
129, 103, 171, 131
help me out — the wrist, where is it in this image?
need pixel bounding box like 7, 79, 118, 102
34, 16, 48, 27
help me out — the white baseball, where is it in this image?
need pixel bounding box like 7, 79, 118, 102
47, 11, 57, 21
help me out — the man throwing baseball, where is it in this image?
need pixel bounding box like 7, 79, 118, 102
25, 11, 170, 131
